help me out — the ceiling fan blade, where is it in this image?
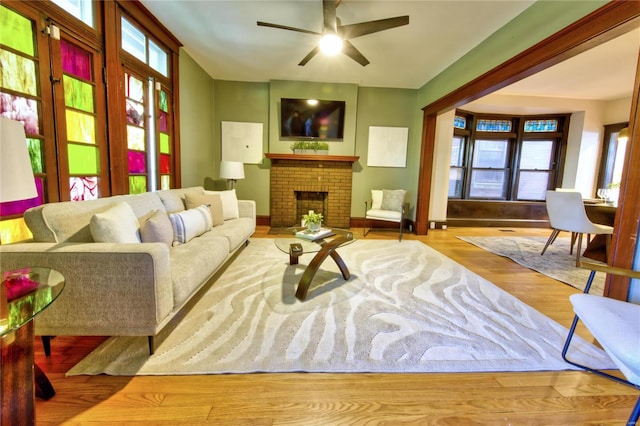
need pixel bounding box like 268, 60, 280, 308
339, 16, 409, 39
342, 41, 369, 66
322, 0, 338, 33
299, 46, 320, 66
257, 21, 320, 36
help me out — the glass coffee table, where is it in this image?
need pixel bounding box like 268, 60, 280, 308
274, 227, 358, 300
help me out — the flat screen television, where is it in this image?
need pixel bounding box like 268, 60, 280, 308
280, 98, 345, 141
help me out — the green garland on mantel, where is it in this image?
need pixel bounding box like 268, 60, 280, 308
290, 141, 329, 153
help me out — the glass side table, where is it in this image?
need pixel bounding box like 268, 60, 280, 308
1, 267, 65, 425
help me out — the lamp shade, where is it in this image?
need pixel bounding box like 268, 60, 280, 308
219, 160, 245, 180
0, 117, 37, 203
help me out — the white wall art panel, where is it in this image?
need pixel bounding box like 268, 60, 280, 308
222, 121, 263, 164
367, 126, 408, 167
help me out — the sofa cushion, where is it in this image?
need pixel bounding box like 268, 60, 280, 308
204, 189, 239, 220
139, 210, 173, 246
184, 193, 224, 226
168, 205, 213, 246
170, 235, 230, 307
89, 202, 141, 243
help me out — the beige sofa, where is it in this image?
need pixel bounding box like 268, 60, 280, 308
0, 187, 255, 354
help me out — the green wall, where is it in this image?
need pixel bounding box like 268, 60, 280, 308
178, 52, 214, 189
212, 80, 270, 208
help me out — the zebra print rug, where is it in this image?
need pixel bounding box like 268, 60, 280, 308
67, 238, 614, 376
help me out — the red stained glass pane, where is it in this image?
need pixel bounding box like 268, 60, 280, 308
160, 154, 170, 174
0, 177, 42, 217
60, 39, 91, 81
158, 111, 168, 132
128, 150, 146, 173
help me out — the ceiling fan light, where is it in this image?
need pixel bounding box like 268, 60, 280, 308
319, 33, 343, 55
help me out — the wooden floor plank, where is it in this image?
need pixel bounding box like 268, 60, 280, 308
30, 226, 638, 425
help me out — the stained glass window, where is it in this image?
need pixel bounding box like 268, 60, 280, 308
70, 177, 98, 201
0, 5, 42, 222
0, 6, 34, 55
60, 38, 91, 80
0, 49, 37, 95
524, 119, 558, 132
453, 116, 466, 129
61, 38, 100, 199
129, 176, 147, 194
476, 119, 512, 132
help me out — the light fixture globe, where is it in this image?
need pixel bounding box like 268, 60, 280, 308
318, 33, 343, 55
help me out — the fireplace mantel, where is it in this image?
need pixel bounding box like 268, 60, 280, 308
266, 153, 359, 162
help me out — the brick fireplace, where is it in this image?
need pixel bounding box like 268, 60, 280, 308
266, 154, 359, 228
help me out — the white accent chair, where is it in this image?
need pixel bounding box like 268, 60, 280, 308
364, 189, 407, 241
541, 190, 613, 266
562, 262, 640, 424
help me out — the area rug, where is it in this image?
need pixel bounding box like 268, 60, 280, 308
457, 236, 605, 295
66, 238, 614, 376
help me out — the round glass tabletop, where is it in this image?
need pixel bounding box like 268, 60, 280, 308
1, 267, 65, 337
273, 227, 360, 255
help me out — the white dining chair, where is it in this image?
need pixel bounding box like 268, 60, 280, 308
541, 190, 613, 266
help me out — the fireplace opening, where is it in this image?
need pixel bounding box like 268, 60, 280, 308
295, 191, 328, 226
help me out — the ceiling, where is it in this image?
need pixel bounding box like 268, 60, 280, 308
140, 0, 639, 100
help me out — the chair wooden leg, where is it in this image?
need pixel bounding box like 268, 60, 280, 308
541, 229, 560, 255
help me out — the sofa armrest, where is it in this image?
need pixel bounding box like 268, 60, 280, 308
0, 242, 174, 336
238, 200, 256, 224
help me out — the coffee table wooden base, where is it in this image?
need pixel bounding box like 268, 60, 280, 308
295, 235, 352, 300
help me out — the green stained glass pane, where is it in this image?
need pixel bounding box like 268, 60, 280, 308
65, 109, 95, 144
63, 75, 94, 113
0, 49, 37, 96
159, 90, 168, 112
0, 6, 34, 56
160, 175, 170, 190
127, 125, 145, 151
160, 133, 170, 154
27, 138, 42, 173
68, 143, 98, 174
129, 176, 147, 194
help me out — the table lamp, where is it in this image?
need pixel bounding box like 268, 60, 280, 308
1, 117, 37, 204
220, 160, 244, 190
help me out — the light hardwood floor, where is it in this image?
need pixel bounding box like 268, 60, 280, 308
34, 226, 638, 425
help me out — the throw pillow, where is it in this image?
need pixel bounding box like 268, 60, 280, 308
381, 189, 406, 212
90, 202, 141, 243
139, 210, 173, 246
204, 189, 239, 220
184, 193, 224, 226
168, 205, 213, 246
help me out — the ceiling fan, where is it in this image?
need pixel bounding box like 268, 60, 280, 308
257, 0, 409, 67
